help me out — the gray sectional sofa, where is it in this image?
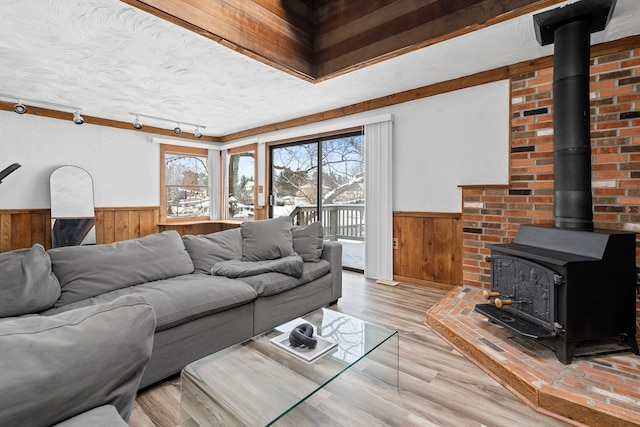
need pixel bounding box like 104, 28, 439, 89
0, 217, 342, 426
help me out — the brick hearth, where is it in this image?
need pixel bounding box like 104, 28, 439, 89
427, 286, 640, 427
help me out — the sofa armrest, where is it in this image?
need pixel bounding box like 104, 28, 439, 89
0, 295, 156, 427
321, 241, 342, 302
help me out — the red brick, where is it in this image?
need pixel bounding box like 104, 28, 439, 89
529, 181, 554, 189
593, 146, 621, 154
597, 120, 629, 130
512, 159, 535, 167
591, 62, 620, 74
618, 94, 640, 103
621, 128, 640, 137
595, 154, 629, 163
594, 188, 625, 196
599, 86, 634, 97
595, 171, 627, 179
620, 197, 640, 205
621, 58, 640, 68
590, 79, 616, 91
620, 180, 640, 188
598, 103, 633, 114
528, 75, 553, 86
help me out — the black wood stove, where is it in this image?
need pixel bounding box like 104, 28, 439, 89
475, 0, 639, 364
476, 225, 637, 364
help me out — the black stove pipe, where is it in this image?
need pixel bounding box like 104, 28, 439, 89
552, 18, 594, 230
533, 0, 617, 231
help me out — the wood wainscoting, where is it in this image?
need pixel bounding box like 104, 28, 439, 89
393, 211, 462, 291
0, 207, 161, 252
0, 207, 246, 253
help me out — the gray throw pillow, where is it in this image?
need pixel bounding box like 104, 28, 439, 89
292, 222, 324, 262
0, 244, 61, 317
241, 217, 294, 261
182, 228, 243, 274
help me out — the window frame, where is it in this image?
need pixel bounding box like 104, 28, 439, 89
267, 128, 363, 220
160, 144, 210, 222
226, 143, 257, 220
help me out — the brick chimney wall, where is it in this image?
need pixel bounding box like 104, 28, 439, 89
461, 47, 640, 291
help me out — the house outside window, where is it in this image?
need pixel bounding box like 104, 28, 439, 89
161, 144, 210, 221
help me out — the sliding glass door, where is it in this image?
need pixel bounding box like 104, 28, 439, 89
270, 131, 364, 270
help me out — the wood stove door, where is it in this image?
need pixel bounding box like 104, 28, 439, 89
491, 255, 560, 332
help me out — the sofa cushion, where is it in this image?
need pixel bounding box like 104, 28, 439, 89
48, 231, 194, 307
0, 244, 61, 317
182, 228, 243, 274
292, 222, 324, 262
239, 260, 331, 296
241, 217, 294, 261
0, 295, 156, 427
41, 275, 258, 332
132, 275, 258, 331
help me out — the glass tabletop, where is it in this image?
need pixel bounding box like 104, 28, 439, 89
181, 308, 398, 426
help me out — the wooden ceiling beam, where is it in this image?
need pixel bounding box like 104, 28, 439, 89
122, 0, 316, 80
123, 0, 565, 81
314, 0, 559, 78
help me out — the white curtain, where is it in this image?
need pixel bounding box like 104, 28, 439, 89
364, 119, 393, 281
208, 149, 221, 220
220, 150, 229, 220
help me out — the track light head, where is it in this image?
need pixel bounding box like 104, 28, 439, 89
133, 116, 142, 129
174, 124, 182, 135
194, 127, 202, 138
13, 102, 26, 114
73, 110, 84, 125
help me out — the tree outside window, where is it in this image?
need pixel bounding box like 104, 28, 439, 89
161, 144, 210, 220
227, 144, 256, 220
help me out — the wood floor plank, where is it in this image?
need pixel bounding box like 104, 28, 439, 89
129, 271, 570, 427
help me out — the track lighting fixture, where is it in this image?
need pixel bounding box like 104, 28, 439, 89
73, 110, 84, 125
3, 95, 209, 137
130, 113, 206, 138
13, 101, 26, 114
1, 93, 85, 125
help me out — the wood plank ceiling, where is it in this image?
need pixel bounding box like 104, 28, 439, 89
122, 0, 561, 82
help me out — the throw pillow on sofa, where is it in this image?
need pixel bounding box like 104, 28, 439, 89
241, 217, 294, 262
0, 244, 60, 317
182, 228, 243, 274
292, 221, 324, 262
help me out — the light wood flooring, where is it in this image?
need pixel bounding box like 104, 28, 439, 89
129, 271, 571, 427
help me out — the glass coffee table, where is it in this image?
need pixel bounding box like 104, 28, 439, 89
180, 308, 398, 426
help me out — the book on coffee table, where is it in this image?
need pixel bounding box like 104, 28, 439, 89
269, 330, 337, 363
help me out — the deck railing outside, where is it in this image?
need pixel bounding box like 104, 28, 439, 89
290, 204, 364, 241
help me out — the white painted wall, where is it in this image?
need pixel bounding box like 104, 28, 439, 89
232, 80, 511, 213
0, 80, 510, 212
391, 80, 510, 211
0, 112, 160, 209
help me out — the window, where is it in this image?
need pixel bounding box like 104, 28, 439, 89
161, 144, 210, 221
227, 144, 256, 220
269, 130, 365, 270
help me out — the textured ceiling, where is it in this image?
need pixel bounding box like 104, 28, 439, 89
0, 0, 639, 138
